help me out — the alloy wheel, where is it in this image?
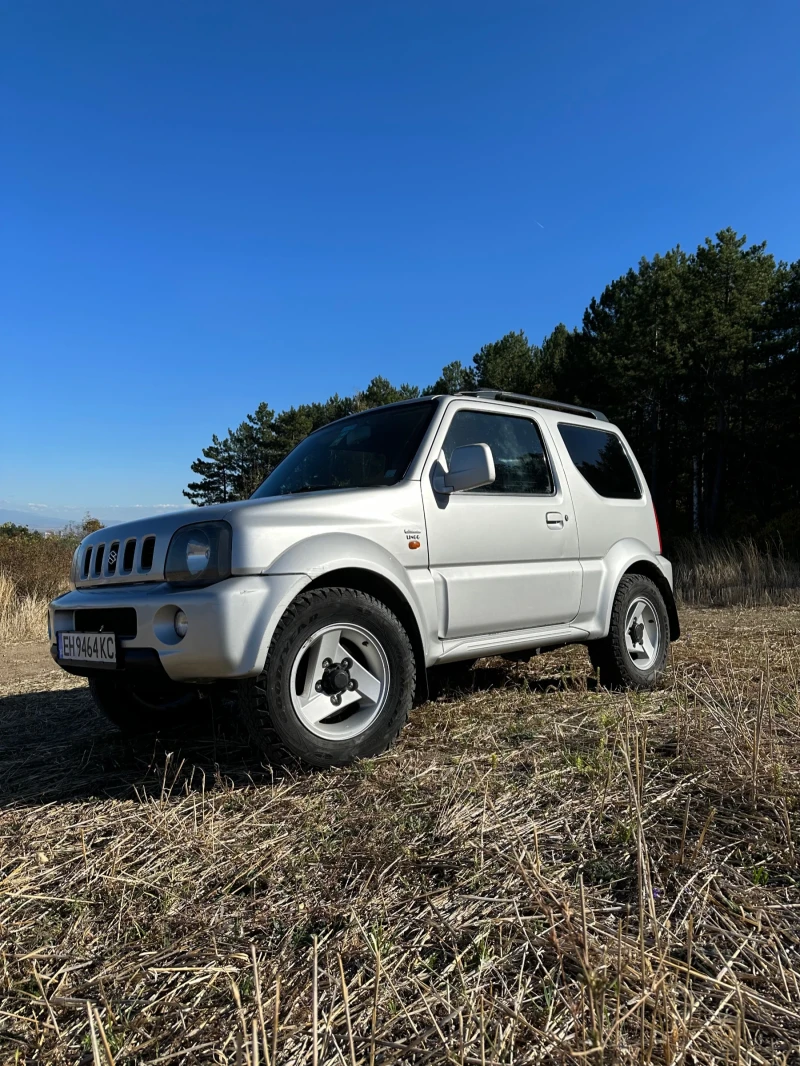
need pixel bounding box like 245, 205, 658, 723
288, 623, 390, 740
624, 596, 661, 670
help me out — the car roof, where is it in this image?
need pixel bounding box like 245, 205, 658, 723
452, 390, 608, 422
314, 390, 612, 432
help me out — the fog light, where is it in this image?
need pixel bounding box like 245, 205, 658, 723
174, 610, 188, 639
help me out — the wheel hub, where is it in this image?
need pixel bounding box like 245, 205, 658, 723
318, 657, 357, 697
291, 623, 389, 740
623, 596, 660, 670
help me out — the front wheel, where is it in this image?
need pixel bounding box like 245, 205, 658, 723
587, 574, 670, 689
239, 587, 416, 768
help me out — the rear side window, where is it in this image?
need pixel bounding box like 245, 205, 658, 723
558, 424, 642, 499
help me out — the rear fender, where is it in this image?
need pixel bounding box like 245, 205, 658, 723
580, 539, 679, 641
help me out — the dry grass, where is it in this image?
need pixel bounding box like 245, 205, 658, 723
1, 529, 798, 653
1, 607, 799, 1064
0, 529, 72, 646
0, 535, 75, 601
673, 538, 800, 606
0, 571, 48, 644
2, 531, 797, 649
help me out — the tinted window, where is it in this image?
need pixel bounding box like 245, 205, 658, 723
442, 411, 554, 495
558, 424, 641, 499
252, 402, 436, 497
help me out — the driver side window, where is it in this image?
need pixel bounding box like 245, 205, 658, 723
442, 410, 554, 495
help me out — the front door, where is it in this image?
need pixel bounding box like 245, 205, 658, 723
421, 404, 582, 640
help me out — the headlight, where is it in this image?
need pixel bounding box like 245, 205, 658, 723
186, 531, 211, 575
165, 521, 232, 587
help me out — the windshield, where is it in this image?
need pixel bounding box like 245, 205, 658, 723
251, 401, 437, 498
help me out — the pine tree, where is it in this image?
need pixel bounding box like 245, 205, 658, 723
472, 330, 538, 393
423, 360, 476, 395
184, 434, 235, 505
183, 228, 798, 545
355, 376, 420, 410
684, 230, 775, 533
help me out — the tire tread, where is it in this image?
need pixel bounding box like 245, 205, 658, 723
239, 586, 415, 767
588, 574, 669, 690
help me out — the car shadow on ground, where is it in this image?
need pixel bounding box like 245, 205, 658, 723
432, 661, 599, 697
0, 664, 594, 808
0, 684, 287, 809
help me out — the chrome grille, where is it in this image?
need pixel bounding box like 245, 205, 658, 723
78, 534, 160, 585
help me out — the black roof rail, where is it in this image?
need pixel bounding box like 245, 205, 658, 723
455, 390, 608, 422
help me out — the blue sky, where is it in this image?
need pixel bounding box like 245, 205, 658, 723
2, 0, 799, 521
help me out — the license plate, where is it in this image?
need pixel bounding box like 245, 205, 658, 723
57, 631, 117, 665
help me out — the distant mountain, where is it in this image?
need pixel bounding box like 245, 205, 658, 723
0, 501, 186, 532
0, 508, 69, 532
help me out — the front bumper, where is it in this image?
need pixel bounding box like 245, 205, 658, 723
49, 574, 304, 682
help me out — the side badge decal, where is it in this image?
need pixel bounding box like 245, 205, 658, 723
404, 529, 422, 550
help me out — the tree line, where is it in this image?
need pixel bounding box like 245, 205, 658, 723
0, 516, 103, 542
0, 516, 105, 600
185, 228, 800, 550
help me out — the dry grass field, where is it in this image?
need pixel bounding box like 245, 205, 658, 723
1, 607, 799, 1064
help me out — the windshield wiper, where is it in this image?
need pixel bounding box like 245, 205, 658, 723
284, 484, 344, 495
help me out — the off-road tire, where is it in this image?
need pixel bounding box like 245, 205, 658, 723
239, 587, 416, 768
587, 574, 670, 689
88, 674, 204, 736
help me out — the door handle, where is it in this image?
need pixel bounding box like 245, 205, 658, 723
546, 511, 564, 529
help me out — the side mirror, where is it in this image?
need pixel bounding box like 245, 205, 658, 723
435, 443, 495, 494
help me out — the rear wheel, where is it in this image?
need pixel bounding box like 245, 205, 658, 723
89, 674, 205, 735
239, 587, 416, 768
587, 574, 669, 689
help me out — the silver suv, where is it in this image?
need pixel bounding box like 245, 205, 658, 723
50, 391, 679, 767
